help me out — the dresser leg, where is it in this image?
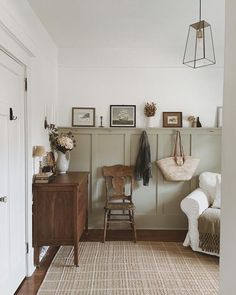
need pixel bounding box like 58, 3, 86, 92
74, 243, 79, 267
34, 247, 40, 267
85, 209, 89, 235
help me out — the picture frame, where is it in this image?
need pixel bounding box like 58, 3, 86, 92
42, 151, 56, 174
217, 106, 223, 128
72, 107, 95, 127
163, 112, 182, 128
110, 105, 136, 127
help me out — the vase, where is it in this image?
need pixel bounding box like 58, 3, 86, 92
56, 150, 70, 174
146, 116, 155, 128
196, 117, 202, 127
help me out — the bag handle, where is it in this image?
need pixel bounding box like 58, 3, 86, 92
173, 131, 185, 166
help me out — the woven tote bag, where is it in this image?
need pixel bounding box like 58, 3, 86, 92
156, 131, 200, 181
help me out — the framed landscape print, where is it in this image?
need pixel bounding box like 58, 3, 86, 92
110, 105, 136, 127
72, 107, 95, 127
163, 112, 182, 128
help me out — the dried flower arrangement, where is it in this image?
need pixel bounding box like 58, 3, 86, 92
49, 126, 76, 154
188, 116, 197, 127
188, 116, 195, 122
144, 102, 157, 117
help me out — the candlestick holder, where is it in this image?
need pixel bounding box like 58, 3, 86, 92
44, 116, 55, 130
99, 116, 104, 127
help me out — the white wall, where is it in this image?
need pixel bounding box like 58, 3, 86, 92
0, 0, 58, 275
220, 1, 236, 294
0, 0, 58, 149
57, 0, 224, 128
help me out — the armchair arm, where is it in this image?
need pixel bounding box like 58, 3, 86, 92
181, 188, 210, 219
180, 188, 211, 249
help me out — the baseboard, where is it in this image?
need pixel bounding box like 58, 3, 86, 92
81, 229, 187, 242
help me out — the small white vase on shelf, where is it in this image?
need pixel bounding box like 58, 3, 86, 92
56, 150, 70, 174
146, 116, 155, 128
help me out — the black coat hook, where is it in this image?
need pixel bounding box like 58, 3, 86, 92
10, 108, 17, 121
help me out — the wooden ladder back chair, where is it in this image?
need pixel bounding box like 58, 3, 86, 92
102, 165, 137, 243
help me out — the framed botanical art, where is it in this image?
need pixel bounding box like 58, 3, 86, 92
72, 107, 95, 127
163, 112, 182, 128
110, 105, 136, 127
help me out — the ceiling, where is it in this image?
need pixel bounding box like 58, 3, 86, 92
27, 0, 224, 50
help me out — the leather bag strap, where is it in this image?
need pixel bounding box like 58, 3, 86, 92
173, 131, 185, 165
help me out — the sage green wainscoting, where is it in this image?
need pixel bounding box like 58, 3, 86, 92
59, 127, 221, 230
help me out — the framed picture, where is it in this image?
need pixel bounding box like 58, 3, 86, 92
42, 151, 56, 174
72, 107, 95, 127
163, 112, 182, 128
217, 106, 223, 128
110, 105, 136, 127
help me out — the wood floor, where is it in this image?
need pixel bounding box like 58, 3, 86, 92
14, 246, 59, 295
15, 229, 187, 295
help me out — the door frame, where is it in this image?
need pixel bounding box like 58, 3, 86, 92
0, 46, 28, 278
0, 24, 35, 276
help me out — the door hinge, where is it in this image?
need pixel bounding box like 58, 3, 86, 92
24, 78, 28, 92
26, 242, 29, 254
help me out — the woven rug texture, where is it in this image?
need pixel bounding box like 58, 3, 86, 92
37, 241, 219, 295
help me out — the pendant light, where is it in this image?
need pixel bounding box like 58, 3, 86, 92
183, 0, 216, 68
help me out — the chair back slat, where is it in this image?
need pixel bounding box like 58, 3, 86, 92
103, 164, 133, 177
103, 165, 133, 202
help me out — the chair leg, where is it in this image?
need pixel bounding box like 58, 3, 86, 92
103, 210, 108, 243
131, 210, 137, 243
129, 210, 132, 227
107, 210, 111, 229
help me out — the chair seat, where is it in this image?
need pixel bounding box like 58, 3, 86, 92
105, 202, 135, 210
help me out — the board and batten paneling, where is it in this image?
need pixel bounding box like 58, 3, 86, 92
59, 127, 221, 229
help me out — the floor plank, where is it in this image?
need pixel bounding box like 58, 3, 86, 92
15, 229, 187, 295
14, 246, 59, 295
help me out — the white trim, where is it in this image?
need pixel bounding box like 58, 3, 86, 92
0, 20, 32, 68
0, 1, 57, 63
0, 20, 34, 58
0, 2, 57, 68
0, 12, 35, 279
0, 47, 35, 279
25, 67, 35, 276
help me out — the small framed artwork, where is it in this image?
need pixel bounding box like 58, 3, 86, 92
110, 105, 136, 127
42, 151, 56, 174
217, 106, 223, 128
72, 107, 95, 127
163, 112, 182, 128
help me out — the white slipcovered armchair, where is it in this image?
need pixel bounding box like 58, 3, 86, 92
181, 172, 221, 256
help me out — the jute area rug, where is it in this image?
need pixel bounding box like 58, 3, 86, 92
37, 241, 219, 295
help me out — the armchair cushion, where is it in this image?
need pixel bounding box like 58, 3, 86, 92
199, 172, 221, 204
212, 175, 221, 208
198, 207, 220, 254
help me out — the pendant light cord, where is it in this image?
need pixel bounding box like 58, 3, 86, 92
199, 0, 202, 22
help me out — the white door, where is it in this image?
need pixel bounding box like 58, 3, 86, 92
0, 50, 26, 295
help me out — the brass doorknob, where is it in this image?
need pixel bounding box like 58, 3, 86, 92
0, 196, 7, 203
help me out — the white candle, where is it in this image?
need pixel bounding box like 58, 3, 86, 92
51, 104, 54, 124
53, 104, 56, 125
53, 104, 55, 124
44, 104, 47, 118
55, 106, 57, 125
54, 105, 56, 125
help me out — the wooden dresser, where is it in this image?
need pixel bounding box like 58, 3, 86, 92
33, 172, 89, 266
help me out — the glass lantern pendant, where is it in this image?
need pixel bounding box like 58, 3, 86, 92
183, 0, 216, 68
